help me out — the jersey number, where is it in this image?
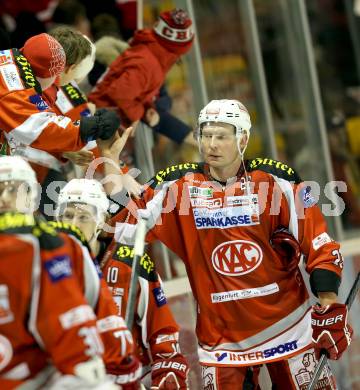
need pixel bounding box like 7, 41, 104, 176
107, 267, 119, 283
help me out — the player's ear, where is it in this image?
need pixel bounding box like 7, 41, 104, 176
239, 134, 248, 149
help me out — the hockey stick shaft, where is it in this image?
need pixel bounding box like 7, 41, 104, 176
308, 271, 360, 390
125, 217, 147, 330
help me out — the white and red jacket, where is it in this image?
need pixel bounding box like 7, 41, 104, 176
111, 158, 343, 367
0, 49, 86, 169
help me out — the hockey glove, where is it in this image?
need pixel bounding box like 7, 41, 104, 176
311, 302, 353, 360
107, 354, 142, 390
151, 355, 189, 390
80, 108, 120, 142
270, 227, 301, 272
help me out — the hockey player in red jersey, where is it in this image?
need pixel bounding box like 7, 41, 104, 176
0, 156, 118, 389
56, 178, 190, 389
48, 219, 142, 389
112, 99, 353, 389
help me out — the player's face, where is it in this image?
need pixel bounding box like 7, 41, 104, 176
59, 64, 77, 86
0, 181, 31, 213
200, 123, 240, 168
37, 75, 57, 91
60, 203, 98, 242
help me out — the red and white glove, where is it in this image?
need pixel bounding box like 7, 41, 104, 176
107, 355, 142, 390
311, 303, 353, 360
151, 355, 189, 390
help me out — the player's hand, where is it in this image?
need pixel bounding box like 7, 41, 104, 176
97, 126, 134, 157
87, 102, 97, 115
80, 109, 120, 142
107, 354, 142, 390
151, 356, 189, 390
122, 171, 143, 199
62, 149, 94, 166
311, 302, 353, 360
144, 108, 160, 127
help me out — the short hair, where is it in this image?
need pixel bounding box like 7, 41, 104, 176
49, 26, 91, 66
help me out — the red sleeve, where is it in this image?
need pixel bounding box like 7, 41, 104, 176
145, 276, 181, 361
95, 277, 135, 372
0, 89, 85, 152
270, 178, 343, 278
105, 67, 148, 122
299, 205, 342, 278
273, 178, 343, 294
111, 178, 189, 264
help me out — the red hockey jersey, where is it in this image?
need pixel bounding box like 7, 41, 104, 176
101, 244, 182, 369
0, 213, 103, 388
48, 221, 138, 383
111, 158, 343, 367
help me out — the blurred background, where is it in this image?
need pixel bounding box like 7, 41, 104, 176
1, 0, 360, 387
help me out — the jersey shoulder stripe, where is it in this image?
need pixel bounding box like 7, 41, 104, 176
12, 49, 42, 94
48, 221, 91, 250
61, 82, 87, 107
0, 212, 35, 234
111, 244, 158, 282
247, 157, 302, 183
0, 212, 63, 249
149, 162, 204, 189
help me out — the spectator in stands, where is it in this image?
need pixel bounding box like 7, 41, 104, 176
88, 8, 195, 146
51, 0, 91, 37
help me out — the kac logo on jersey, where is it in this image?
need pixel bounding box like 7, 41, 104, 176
29, 94, 49, 111
44, 255, 72, 282
211, 240, 263, 276
153, 287, 167, 307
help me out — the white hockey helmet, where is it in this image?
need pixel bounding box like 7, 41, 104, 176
196, 99, 251, 140
0, 156, 38, 201
57, 179, 109, 223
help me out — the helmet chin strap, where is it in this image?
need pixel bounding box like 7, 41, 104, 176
88, 213, 107, 250
87, 224, 103, 256
237, 136, 252, 197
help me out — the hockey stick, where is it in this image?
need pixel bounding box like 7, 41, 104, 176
125, 216, 148, 330
308, 271, 360, 390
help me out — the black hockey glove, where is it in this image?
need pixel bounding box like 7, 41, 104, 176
80, 108, 120, 142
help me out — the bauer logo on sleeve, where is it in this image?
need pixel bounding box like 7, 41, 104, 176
153, 287, 167, 307
44, 255, 72, 282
